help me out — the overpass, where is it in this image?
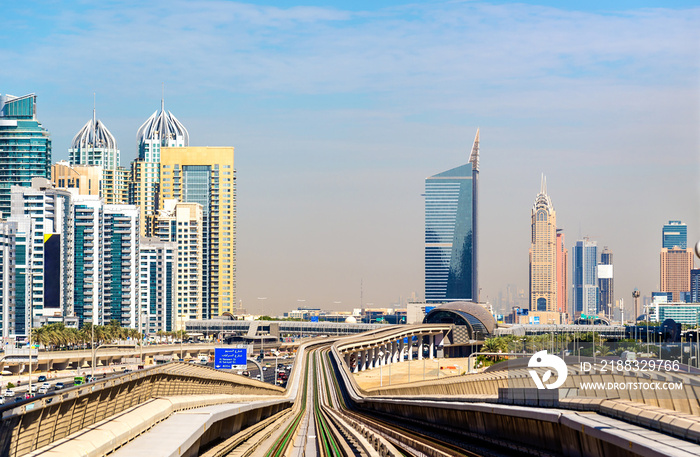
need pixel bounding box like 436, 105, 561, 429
5, 325, 700, 456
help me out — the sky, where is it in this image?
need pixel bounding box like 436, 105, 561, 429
2, 1, 699, 316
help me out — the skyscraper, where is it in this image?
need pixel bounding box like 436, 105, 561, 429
139, 237, 176, 336
529, 175, 557, 312
556, 229, 568, 315
572, 238, 599, 316
130, 98, 189, 236
598, 247, 614, 317
424, 129, 479, 303
159, 146, 236, 316
9, 178, 73, 334
0, 221, 17, 337
0, 93, 51, 219
156, 200, 203, 329
660, 247, 693, 302
68, 107, 130, 204
663, 220, 687, 249
69, 108, 120, 171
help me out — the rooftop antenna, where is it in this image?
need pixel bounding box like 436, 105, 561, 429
92, 92, 96, 148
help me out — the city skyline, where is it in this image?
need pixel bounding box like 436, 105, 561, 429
1, 1, 698, 315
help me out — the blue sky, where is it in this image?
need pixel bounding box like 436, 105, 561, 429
2, 1, 699, 315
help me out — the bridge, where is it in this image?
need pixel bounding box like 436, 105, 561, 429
3, 325, 700, 456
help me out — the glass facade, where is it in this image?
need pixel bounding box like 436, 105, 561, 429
424, 164, 475, 303
573, 239, 598, 315
663, 220, 687, 249
0, 94, 51, 218
183, 165, 212, 319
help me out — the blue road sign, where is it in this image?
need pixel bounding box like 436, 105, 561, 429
310, 316, 319, 323
214, 347, 247, 369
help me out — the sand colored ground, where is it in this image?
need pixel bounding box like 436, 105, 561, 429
353, 357, 474, 390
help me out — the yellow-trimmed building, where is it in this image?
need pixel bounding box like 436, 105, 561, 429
159, 146, 236, 317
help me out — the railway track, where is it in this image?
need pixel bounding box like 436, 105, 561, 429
208, 340, 504, 457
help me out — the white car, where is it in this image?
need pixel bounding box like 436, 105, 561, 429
0, 396, 5, 404
38, 386, 49, 394
3, 389, 14, 397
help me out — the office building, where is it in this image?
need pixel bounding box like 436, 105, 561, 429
556, 230, 568, 315
130, 98, 189, 236
598, 247, 614, 317
103, 167, 129, 204
424, 129, 479, 303
156, 199, 204, 329
529, 175, 557, 312
572, 238, 598, 316
159, 146, 236, 317
649, 302, 700, 325
691, 269, 700, 303
0, 93, 51, 219
663, 220, 687, 249
660, 247, 693, 302
139, 237, 176, 336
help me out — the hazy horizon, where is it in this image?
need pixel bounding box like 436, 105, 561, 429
2, 1, 698, 316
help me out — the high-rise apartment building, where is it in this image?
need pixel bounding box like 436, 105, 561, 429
663, 220, 687, 249
69, 109, 120, 170
139, 237, 176, 336
0, 94, 51, 219
51, 161, 102, 196
598, 247, 614, 317
156, 200, 203, 329
159, 147, 236, 317
556, 229, 568, 315
0, 221, 17, 337
572, 238, 598, 316
68, 110, 128, 204
72, 196, 140, 327
8, 178, 73, 335
130, 98, 189, 236
424, 130, 479, 303
529, 176, 557, 312
660, 247, 693, 302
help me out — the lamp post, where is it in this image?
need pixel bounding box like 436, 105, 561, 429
257, 297, 267, 357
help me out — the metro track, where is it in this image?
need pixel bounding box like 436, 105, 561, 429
210, 340, 524, 457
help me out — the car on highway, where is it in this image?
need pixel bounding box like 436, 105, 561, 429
0, 396, 5, 405
3, 389, 14, 398
37, 375, 47, 382
38, 386, 49, 394
55, 382, 65, 389
30, 385, 39, 393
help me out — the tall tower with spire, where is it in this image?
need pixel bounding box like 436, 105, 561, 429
129, 95, 189, 236
529, 175, 558, 311
424, 129, 480, 303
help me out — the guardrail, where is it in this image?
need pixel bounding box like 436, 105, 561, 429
0, 361, 284, 457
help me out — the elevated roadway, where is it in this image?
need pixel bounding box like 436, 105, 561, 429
6, 325, 700, 456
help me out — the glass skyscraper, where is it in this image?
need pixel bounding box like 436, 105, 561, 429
663, 220, 687, 249
424, 130, 479, 303
0, 94, 51, 219
573, 238, 599, 316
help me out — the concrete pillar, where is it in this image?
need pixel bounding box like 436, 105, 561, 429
429, 334, 435, 359
399, 338, 405, 362
418, 335, 423, 360
345, 352, 351, 368
408, 336, 413, 361
391, 341, 397, 363
352, 351, 358, 373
